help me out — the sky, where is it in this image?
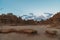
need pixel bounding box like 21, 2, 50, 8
0, 0, 60, 16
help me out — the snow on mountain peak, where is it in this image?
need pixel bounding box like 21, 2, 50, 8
21, 13, 53, 21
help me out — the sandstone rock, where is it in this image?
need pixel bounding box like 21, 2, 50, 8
17, 29, 37, 34
45, 29, 57, 36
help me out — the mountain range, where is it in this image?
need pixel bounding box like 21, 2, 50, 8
21, 13, 53, 21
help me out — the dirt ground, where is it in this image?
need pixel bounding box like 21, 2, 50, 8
0, 25, 60, 40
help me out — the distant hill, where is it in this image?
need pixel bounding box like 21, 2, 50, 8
0, 12, 60, 26
39, 12, 60, 25
50, 12, 60, 27
40, 12, 60, 27
0, 13, 38, 26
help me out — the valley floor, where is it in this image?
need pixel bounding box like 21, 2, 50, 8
0, 25, 60, 40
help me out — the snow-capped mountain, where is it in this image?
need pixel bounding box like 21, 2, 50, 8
44, 13, 53, 19
21, 13, 53, 21
21, 13, 35, 20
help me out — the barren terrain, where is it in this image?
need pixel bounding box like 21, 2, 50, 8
0, 25, 60, 40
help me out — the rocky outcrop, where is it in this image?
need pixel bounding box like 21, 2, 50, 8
0, 29, 37, 34
17, 29, 37, 34
40, 12, 60, 26
49, 12, 60, 27
45, 29, 57, 37
0, 13, 37, 26
45, 30, 57, 35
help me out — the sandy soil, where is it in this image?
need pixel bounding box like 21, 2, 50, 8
0, 25, 60, 40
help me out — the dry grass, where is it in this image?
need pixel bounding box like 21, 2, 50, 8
0, 25, 60, 40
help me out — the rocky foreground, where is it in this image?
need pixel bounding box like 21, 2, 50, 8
0, 25, 60, 40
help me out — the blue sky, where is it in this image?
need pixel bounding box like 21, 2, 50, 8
0, 0, 60, 16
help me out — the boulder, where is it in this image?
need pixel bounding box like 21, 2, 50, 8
0, 28, 16, 33
45, 29, 57, 36
17, 29, 37, 34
